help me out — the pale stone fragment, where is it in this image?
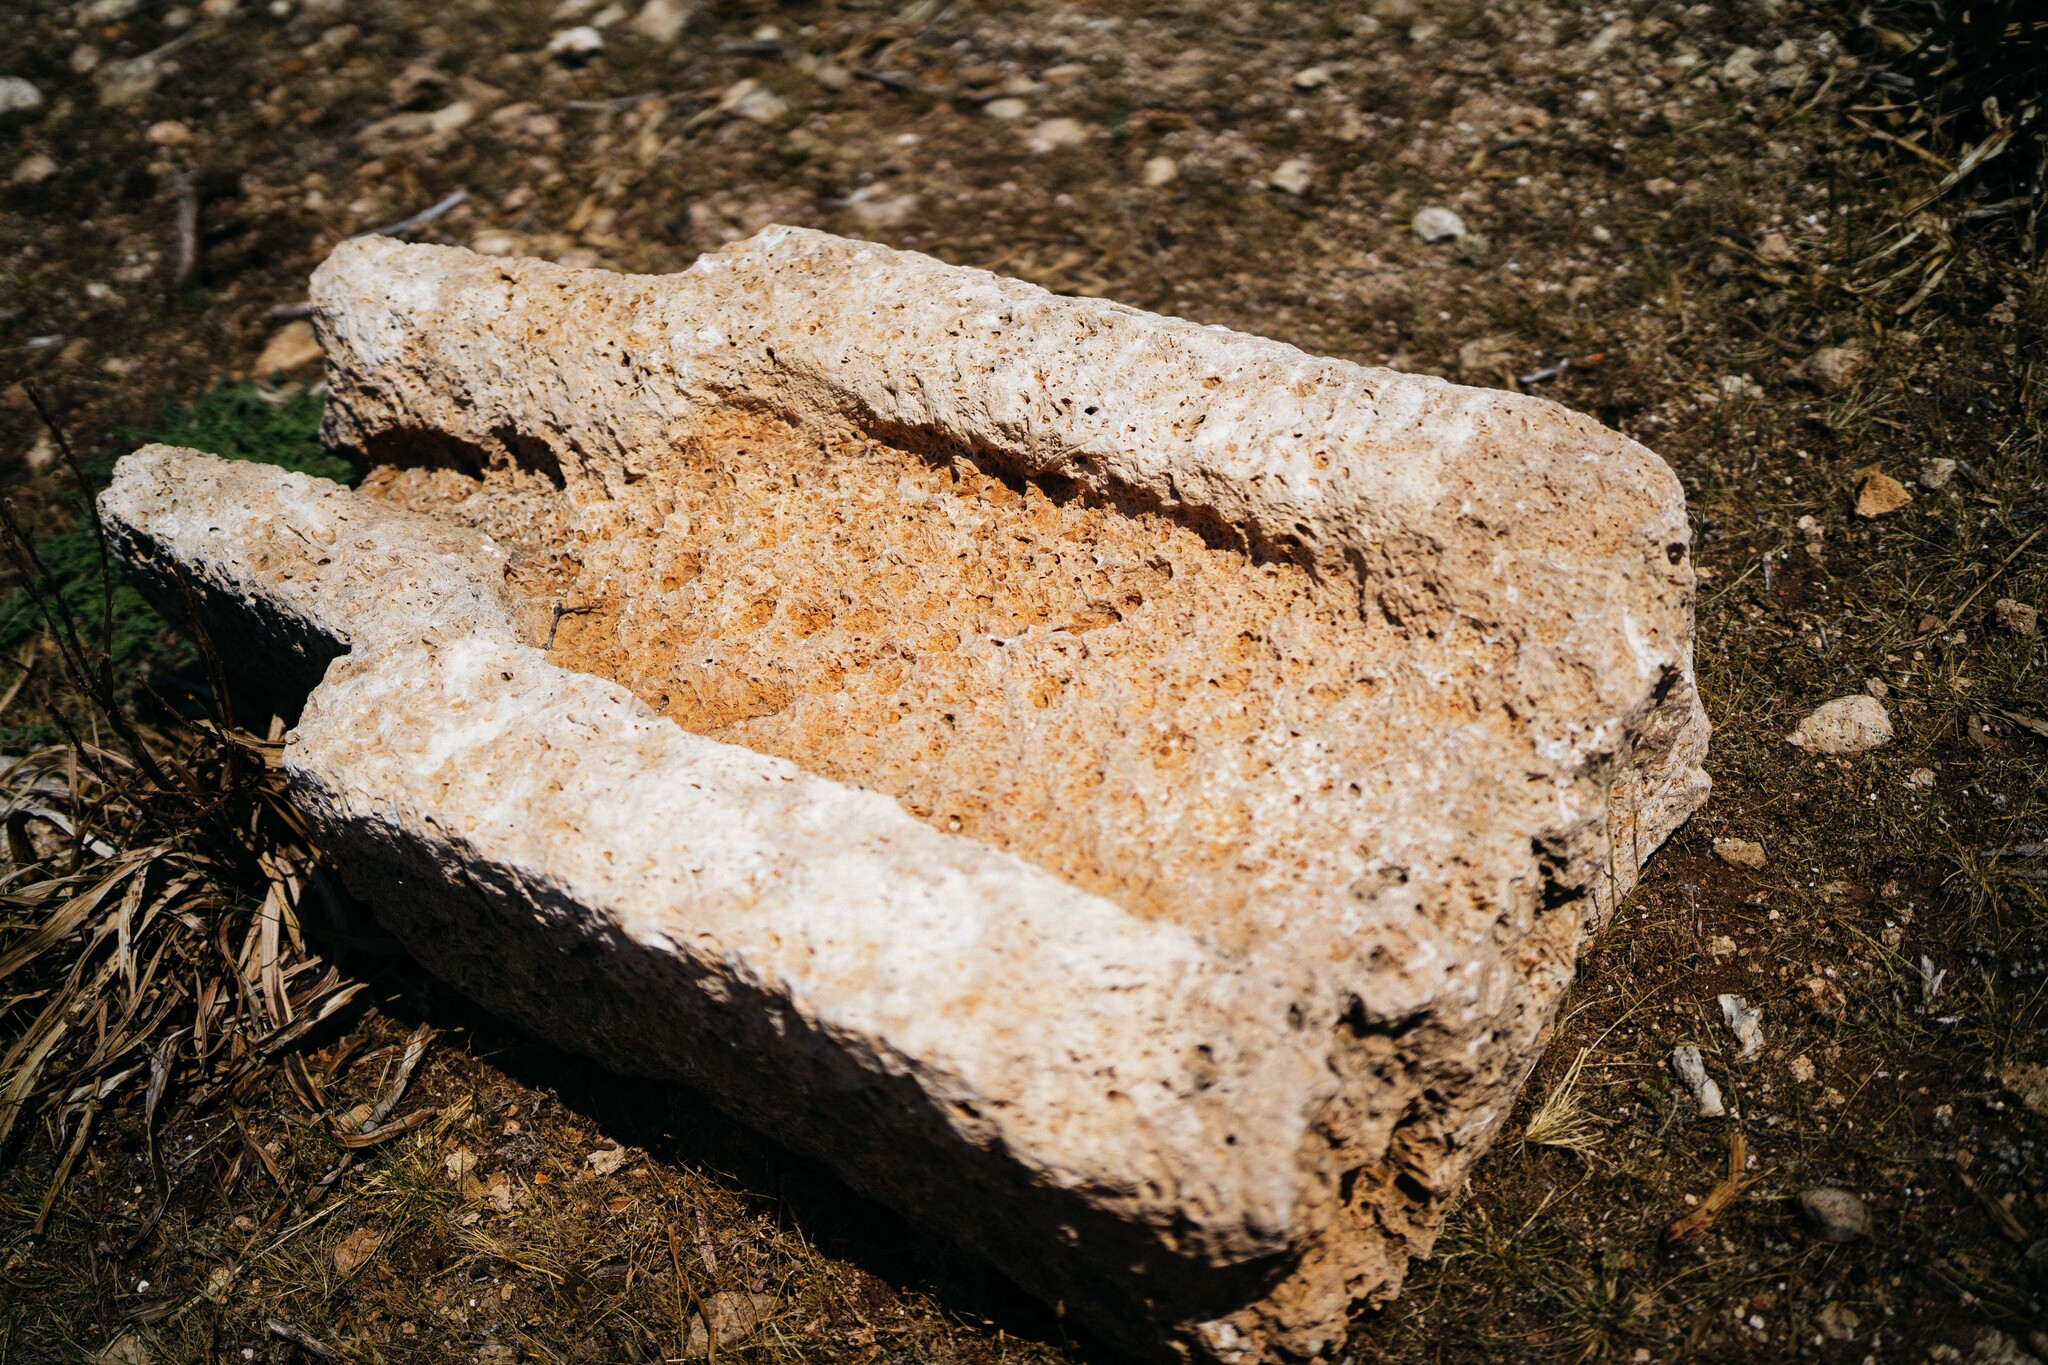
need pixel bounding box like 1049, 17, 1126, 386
101, 228, 1709, 1363
1787, 696, 1893, 755
253, 320, 323, 376
1712, 837, 1766, 869
1855, 468, 1912, 518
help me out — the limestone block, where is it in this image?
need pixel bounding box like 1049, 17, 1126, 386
100, 227, 1709, 1363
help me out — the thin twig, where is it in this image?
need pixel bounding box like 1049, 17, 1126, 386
547, 602, 594, 650
670, 1223, 715, 1365
32, 1097, 97, 1236
21, 384, 113, 666
266, 1317, 340, 1360
1911, 525, 2046, 644
171, 167, 199, 287
365, 189, 468, 239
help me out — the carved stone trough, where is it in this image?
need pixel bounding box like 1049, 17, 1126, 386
102, 228, 1709, 1363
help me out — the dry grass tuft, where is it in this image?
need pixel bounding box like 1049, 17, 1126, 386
1521, 1047, 1607, 1157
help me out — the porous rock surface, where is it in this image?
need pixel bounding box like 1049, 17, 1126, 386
101, 227, 1709, 1363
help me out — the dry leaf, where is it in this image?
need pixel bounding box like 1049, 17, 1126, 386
685, 1292, 785, 1357
1854, 468, 1912, 518
333, 1227, 382, 1277
587, 1144, 630, 1177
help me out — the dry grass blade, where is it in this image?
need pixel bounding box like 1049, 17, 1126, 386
32, 1097, 97, 1236
671, 1221, 717, 1365
1523, 1047, 1606, 1155
0, 433, 417, 1290
1663, 1132, 1757, 1247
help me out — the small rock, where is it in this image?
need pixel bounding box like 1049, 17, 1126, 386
1854, 468, 1912, 518
254, 320, 324, 376
11, 152, 57, 185
96, 57, 163, 108
1720, 46, 1763, 88
1815, 1301, 1858, 1341
2001, 1062, 2048, 1117
428, 100, 476, 136
1671, 1045, 1726, 1118
385, 60, 446, 110
1040, 62, 1090, 86
983, 97, 1029, 120
80, 0, 142, 19
1411, 205, 1466, 242
1786, 695, 1893, 755
547, 25, 605, 61
1919, 457, 1958, 490
146, 120, 194, 147
710, 78, 786, 127
810, 62, 850, 91
0, 77, 46, 115
1755, 231, 1796, 264
332, 1227, 382, 1276
1993, 598, 2038, 637
201, 1263, 236, 1302
1789, 1055, 1815, 1084
1712, 837, 1766, 870
842, 185, 916, 229
1140, 155, 1178, 188
629, 0, 691, 43
1024, 117, 1090, 154
1799, 1187, 1870, 1243
1641, 176, 1679, 197
1269, 157, 1312, 195
586, 1144, 630, 1176
470, 230, 521, 256
1767, 61, 1812, 95
356, 111, 439, 154
1718, 993, 1763, 1059
1291, 65, 1332, 90
1908, 768, 1935, 789
70, 44, 102, 75
1456, 335, 1515, 382
1801, 975, 1847, 1015
1792, 344, 1862, 392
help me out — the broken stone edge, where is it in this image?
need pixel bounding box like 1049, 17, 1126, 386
102, 445, 1328, 1358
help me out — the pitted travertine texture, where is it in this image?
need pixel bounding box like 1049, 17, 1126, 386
102, 228, 1709, 1365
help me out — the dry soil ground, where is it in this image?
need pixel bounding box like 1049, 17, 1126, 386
1, 0, 2045, 1362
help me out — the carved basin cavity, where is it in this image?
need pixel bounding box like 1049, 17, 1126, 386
102, 228, 1708, 1364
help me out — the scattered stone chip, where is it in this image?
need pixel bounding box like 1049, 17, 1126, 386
1712, 837, 1767, 869
1787, 695, 1893, 755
